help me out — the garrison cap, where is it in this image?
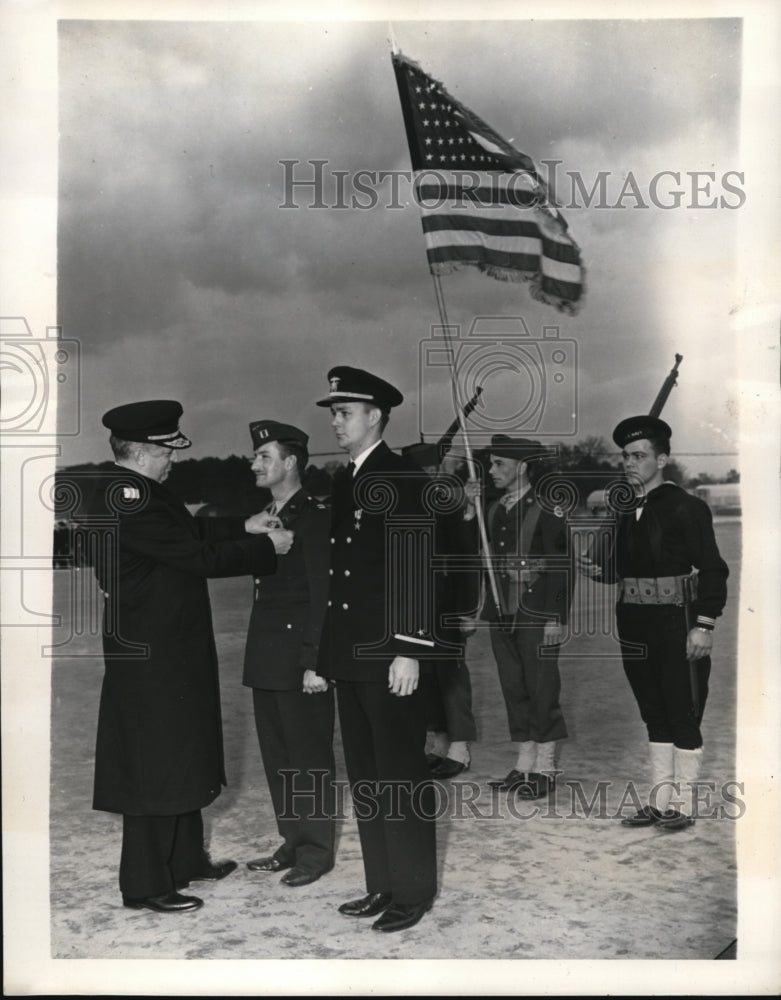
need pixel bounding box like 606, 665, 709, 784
249, 419, 309, 452
489, 435, 549, 462
612, 415, 672, 448
316, 366, 404, 409
102, 399, 191, 449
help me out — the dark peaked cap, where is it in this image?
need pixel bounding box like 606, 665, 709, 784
489, 434, 549, 462
249, 419, 309, 452
612, 415, 672, 448
316, 366, 403, 409
102, 399, 192, 449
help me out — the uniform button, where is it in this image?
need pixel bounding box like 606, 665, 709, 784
346, 537, 352, 543
327, 600, 332, 607
254, 578, 260, 584
520, 560, 526, 566
342, 602, 349, 610
329, 569, 334, 575
499, 542, 505, 547
344, 570, 350, 577
330, 537, 335, 544
103, 591, 109, 598
286, 623, 292, 629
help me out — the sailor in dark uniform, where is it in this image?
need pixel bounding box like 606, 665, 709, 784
315, 366, 437, 933
470, 436, 572, 800
90, 400, 293, 912
242, 420, 335, 886
579, 416, 729, 831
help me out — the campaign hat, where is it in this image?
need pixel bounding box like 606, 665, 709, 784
249, 419, 309, 454
401, 441, 441, 468
612, 415, 672, 448
101, 399, 191, 448
316, 366, 404, 409
488, 435, 549, 463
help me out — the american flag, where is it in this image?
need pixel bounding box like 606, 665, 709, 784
392, 51, 584, 314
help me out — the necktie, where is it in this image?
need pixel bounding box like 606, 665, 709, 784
347, 461, 356, 478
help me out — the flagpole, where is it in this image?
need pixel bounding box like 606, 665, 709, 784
387, 22, 399, 56
430, 273, 505, 623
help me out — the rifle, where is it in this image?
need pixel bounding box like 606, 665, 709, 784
649, 353, 683, 418
437, 386, 483, 457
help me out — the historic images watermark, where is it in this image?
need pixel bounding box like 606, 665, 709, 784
278, 159, 746, 211
0, 317, 85, 649
277, 770, 746, 823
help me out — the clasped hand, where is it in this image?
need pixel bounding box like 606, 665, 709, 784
244, 512, 294, 554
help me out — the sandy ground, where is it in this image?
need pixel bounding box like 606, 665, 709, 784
49, 520, 740, 963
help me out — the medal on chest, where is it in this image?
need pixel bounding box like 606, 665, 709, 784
353, 508, 363, 531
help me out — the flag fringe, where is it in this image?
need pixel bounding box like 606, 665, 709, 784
430, 260, 585, 316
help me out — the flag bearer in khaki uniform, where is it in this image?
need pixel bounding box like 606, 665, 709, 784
468, 436, 572, 800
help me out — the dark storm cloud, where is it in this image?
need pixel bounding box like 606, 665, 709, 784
56, 18, 742, 467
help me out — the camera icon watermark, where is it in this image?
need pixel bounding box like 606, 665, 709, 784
418, 315, 578, 444
0, 317, 80, 436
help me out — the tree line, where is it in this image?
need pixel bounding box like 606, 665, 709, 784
54, 436, 737, 519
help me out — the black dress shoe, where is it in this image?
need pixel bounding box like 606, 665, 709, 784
280, 866, 331, 887
431, 756, 469, 779
247, 856, 292, 873
190, 859, 238, 881
488, 769, 526, 790
123, 890, 203, 913
426, 752, 444, 771
514, 772, 555, 800
621, 805, 663, 827
656, 810, 695, 832
338, 891, 393, 917
372, 900, 432, 933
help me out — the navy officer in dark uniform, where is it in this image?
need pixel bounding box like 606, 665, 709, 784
242, 420, 334, 886
316, 366, 438, 933
90, 400, 293, 913
579, 416, 728, 831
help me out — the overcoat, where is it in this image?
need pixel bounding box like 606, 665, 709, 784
89, 467, 277, 815
243, 489, 331, 689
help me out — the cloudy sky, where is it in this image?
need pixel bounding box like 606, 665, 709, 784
57, 16, 744, 476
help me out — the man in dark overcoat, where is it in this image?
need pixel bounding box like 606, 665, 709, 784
90, 400, 293, 913
469, 436, 573, 800
315, 366, 438, 933
242, 420, 334, 887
